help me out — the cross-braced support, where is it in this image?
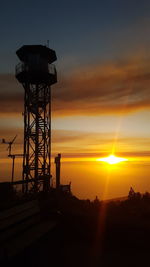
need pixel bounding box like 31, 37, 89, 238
23, 83, 51, 192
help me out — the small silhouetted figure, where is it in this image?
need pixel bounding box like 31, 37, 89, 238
128, 187, 141, 201
94, 195, 100, 203
128, 187, 135, 199
93, 195, 100, 209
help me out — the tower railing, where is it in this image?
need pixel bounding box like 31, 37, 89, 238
15, 62, 56, 76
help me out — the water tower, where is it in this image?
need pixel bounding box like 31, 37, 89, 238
16, 45, 57, 193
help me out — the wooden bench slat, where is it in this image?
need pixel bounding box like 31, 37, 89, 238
2, 220, 57, 259
0, 213, 40, 244
0, 200, 39, 221
0, 205, 40, 231
0, 199, 57, 262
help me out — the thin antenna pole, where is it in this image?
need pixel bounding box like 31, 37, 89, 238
12, 156, 15, 183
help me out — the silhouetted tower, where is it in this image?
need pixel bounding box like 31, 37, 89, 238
16, 45, 57, 192
55, 153, 61, 190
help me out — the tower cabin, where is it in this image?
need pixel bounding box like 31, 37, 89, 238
15, 45, 57, 85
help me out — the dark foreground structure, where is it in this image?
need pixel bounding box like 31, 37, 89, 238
1, 190, 150, 267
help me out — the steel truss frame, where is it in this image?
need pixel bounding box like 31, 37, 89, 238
22, 83, 51, 193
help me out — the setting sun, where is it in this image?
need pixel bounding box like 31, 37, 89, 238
96, 154, 128, 164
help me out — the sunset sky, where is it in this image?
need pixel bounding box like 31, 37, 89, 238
0, 0, 150, 200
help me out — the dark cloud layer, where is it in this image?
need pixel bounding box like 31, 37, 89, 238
0, 74, 23, 114
1, 56, 150, 116
53, 56, 150, 115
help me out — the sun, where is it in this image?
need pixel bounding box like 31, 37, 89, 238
96, 154, 128, 164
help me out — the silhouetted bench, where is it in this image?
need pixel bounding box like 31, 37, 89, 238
0, 199, 56, 261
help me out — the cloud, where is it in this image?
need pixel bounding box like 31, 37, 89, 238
1, 127, 150, 160
0, 74, 23, 114
1, 54, 150, 116
52, 56, 150, 116
51, 129, 150, 157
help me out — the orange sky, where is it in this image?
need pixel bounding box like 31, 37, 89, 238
1, 49, 150, 200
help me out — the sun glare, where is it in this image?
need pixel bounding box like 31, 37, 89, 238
96, 154, 128, 164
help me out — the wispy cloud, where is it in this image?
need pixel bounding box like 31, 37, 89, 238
1, 127, 150, 159
53, 55, 150, 116
52, 129, 150, 157
1, 54, 150, 116
0, 74, 23, 114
